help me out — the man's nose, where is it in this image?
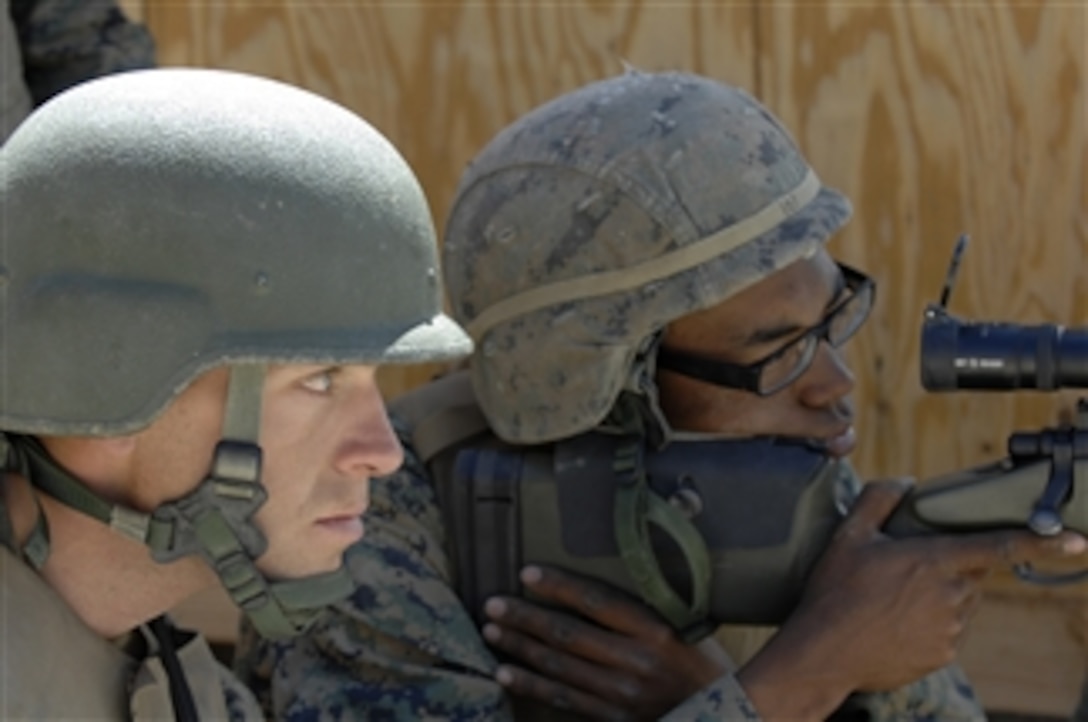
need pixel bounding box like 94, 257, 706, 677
797, 341, 856, 408
334, 391, 404, 478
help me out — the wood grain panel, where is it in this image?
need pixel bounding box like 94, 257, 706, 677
959, 591, 1087, 716
757, 3, 1087, 714
757, 2, 1086, 480
145, 0, 756, 398
118, 0, 143, 23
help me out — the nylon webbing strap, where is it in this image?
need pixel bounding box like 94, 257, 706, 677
0, 434, 52, 568
199, 364, 351, 639
606, 395, 713, 641
221, 364, 265, 444
270, 568, 354, 610
612, 438, 712, 641
14, 433, 177, 547
20, 495, 51, 569
187, 504, 302, 639
19, 437, 113, 524
0, 435, 20, 548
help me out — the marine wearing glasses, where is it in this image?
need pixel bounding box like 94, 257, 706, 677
656, 264, 874, 396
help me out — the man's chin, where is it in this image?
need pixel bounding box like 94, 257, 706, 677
823, 425, 857, 458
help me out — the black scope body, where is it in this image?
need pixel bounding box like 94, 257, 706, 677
921, 309, 1088, 391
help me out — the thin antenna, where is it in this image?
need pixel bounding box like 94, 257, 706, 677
938, 233, 970, 309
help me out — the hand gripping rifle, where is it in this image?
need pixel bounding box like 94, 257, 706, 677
447, 237, 1086, 639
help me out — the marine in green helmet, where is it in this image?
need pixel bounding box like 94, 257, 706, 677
236, 70, 1086, 721
0, 67, 471, 719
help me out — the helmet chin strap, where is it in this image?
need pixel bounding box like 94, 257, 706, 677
7, 365, 353, 640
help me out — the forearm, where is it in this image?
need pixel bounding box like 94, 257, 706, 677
734, 620, 854, 721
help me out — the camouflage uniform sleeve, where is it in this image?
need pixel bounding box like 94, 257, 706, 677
233, 415, 513, 721
9, 0, 155, 106
659, 673, 762, 721
835, 465, 987, 722
215, 660, 267, 722
654, 664, 985, 721
850, 665, 986, 722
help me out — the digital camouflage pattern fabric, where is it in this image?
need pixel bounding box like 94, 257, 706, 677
2, 0, 154, 142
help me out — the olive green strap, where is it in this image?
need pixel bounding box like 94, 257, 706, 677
605, 394, 713, 641
178, 492, 352, 639
13, 434, 174, 547
9, 366, 352, 640
613, 437, 713, 641
20, 494, 52, 569
152, 365, 352, 639
2, 434, 67, 569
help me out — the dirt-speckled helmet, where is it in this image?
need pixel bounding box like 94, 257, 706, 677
443, 70, 851, 444
0, 67, 472, 436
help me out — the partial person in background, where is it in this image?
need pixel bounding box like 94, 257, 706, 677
2, 0, 154, 142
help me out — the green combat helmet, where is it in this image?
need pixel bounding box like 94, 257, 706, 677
444, 69, 851, 445
0, 68, 472, 638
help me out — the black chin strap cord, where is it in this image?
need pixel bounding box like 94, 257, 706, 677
147, 616, 198, 722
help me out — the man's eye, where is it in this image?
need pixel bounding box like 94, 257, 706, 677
301, 370, 335, 394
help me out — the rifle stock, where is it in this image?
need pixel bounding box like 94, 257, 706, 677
452, 427, 1086, 632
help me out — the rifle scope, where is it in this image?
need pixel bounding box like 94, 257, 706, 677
919, 234, 1088, 391
921, 316, 1088, 391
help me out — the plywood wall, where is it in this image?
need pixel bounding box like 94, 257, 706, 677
761, 2, 1087, 479
135, 1, 1086, 716
752, 9, 1087, 711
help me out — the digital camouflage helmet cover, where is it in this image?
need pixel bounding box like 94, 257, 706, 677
0, 68, 472, 638
443, 70, 851, 443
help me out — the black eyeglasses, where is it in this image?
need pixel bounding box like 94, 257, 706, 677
656, 263, 875, 396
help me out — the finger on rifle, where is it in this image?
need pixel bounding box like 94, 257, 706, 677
835, 478, 915, 539
483, 594, 641, 670
934, 529, 1087, 573
515, 565, 666, 638
493, 662, 634, 722
484, 622, 640, 707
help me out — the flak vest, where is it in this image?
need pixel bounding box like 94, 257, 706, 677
0, 546, 234, 719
